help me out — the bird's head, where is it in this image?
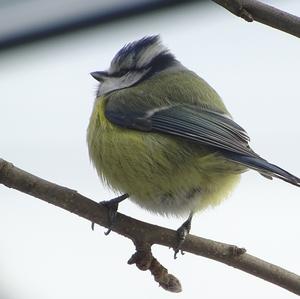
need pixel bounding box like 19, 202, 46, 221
91, 35, 178, 96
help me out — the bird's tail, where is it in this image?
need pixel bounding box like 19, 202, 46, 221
227, 154, 300, 187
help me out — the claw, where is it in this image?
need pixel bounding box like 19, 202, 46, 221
91, 193, 129, 233
173, 212, 193, 259
102, 199, 119, 235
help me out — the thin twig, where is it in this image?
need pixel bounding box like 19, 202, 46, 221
212, 0, 300, 38
1, 158, 300, 294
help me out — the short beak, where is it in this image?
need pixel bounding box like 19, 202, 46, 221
90, 71, 107, 82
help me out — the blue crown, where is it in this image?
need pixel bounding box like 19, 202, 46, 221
110, 35, 176, 73
114, 35, 160, 62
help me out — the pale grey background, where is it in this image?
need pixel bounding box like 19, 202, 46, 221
1, 1, 300, 298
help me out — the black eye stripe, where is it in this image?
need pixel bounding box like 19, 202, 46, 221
110, 52, 176, 78
111, 69, 129, 77
111, 67, 144, 77
118, 69, 129, 76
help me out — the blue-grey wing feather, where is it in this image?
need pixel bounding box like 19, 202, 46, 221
105, 102, 300, 187
149, 105, 255, 157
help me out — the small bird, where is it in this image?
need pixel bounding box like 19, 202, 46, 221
87, 36, 299, 253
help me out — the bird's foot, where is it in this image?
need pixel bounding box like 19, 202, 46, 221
91, 193, 129, 235
173, 214, 193, 259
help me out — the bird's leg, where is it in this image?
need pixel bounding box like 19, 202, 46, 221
174, 212, 193, 259
91, 193, 129, 235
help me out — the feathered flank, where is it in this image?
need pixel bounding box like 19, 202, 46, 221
109, 35, 176, 75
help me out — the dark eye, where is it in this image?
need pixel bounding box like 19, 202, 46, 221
117, 69, 129, 77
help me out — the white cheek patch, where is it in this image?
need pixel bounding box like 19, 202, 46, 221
97, 77, 121, 96
97, 69, 149, 96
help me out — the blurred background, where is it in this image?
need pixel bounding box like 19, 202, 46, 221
0, 0, 300, 298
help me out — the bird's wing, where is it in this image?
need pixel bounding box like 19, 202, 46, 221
105, 102, 257, 158
105, 101, 300, 186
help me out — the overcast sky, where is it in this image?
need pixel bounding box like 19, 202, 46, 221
1, 1, 300, 299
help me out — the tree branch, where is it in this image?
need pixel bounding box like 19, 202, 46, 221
1, 158, 300, 294
212, 0, 300, 38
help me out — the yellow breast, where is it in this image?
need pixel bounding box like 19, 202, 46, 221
87, 97, 242, 217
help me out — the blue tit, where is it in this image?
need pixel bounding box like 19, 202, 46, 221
87, 35, 299, 245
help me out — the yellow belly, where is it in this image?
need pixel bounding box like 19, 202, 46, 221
87, 98, 243, 217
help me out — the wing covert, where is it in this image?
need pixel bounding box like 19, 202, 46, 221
105, 102, 258, 158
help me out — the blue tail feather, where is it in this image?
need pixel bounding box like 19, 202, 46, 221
227, 154, 300, 187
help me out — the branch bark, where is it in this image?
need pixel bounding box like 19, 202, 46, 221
1, 158, 300, 294
212, 0, 300, 38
